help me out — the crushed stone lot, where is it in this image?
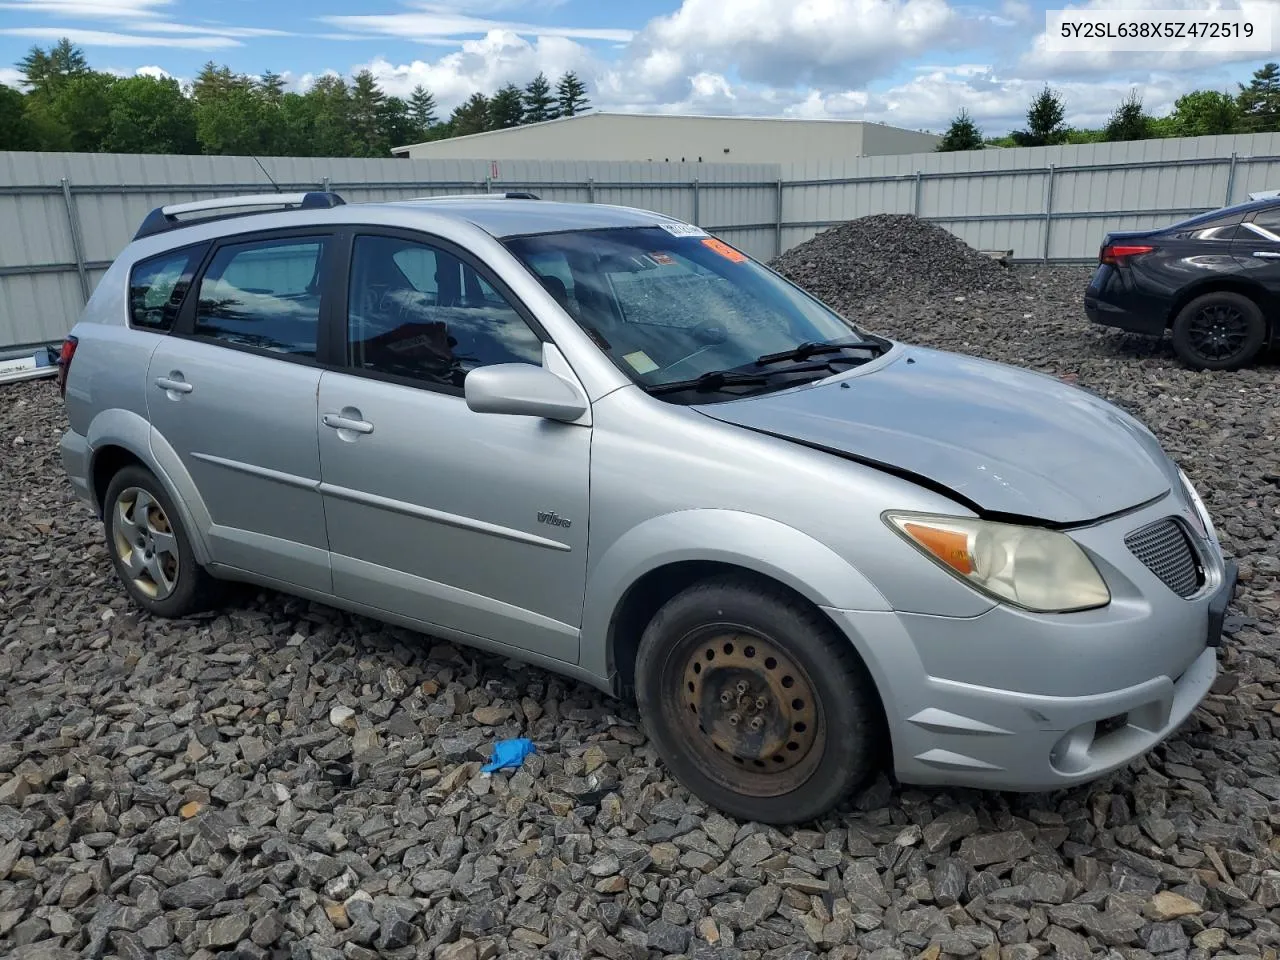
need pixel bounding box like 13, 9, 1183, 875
2, 217, 1280, 960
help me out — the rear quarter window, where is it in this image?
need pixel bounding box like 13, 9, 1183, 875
128, 244, 207, 331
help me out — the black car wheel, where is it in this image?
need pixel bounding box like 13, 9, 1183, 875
1171, 291, 1267, 371
635, 575, 883, 824
103, 465, 221, 617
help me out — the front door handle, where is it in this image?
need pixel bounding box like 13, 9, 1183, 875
154, 375, 192, 394
322, 413, 374, 435
1253, 250, 1280, 258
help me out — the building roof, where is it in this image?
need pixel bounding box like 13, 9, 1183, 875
391, 111, 928, 156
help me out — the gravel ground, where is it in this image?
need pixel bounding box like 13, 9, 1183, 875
2, 232, 1280, 960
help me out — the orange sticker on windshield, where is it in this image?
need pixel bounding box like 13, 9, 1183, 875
701, 237, 746, 263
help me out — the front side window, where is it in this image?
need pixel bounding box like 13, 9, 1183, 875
129, 244, 206, 331
346, 234, 543, 389
503, 227, 888, 402
192, 237, 327, 357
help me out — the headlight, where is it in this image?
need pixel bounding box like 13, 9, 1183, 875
1177, 468, 1216, 542
884, 512, 1111, 613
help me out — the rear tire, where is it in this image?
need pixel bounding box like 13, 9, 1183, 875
635, 575, 883, 824
1170, 291, 1266, 371
102, 465, 220, 618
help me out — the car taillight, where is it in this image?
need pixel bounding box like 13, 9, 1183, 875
1099, 243, 1154, 265
56, 335, 77, 398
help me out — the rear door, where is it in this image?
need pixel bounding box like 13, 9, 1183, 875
1232, 204, 1280, 296
146, 228, 339, 593
314, 228, 591, 664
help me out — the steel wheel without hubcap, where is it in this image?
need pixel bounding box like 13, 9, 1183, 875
675, 627, 824, 798
111, 486, 179, 600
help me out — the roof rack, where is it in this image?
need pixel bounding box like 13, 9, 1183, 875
133, 191, 346, 241
407, 191, 541, 201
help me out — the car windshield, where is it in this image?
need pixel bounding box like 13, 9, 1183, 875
502, 226, 889, 402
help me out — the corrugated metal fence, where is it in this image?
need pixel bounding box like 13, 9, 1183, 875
7, 132, 1280, 352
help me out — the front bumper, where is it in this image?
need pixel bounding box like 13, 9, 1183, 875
826, 504, 1236, 793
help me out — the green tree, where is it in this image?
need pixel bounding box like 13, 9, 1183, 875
195, 82, 271, 155
488, 83, 524, 129
1238, 62, 1280, 132
1170, 89, 1240, 137
522, 72, 556, 123
48, 72, 116, 151
192, 61, 239, 102
350, 69, 386, 155
556, 71, 590, 117
408, 84, 437, 136
102, 75, 197, 154
0, 83, 36, 150
305, 75, 353, 157
450, 92, 490, 135
936, 108, 983, 151
377, 96, 416, 153
258, 70, 286, 104
1104, 88, 1153, 141
18, 38, 88, 97
1011, 84, 1067, 146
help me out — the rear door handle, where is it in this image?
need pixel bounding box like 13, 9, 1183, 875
154, 376, 192, 394
1253, 250, 1280, 258
322, 413, 374, 435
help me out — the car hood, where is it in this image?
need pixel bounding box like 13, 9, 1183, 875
694, 345, 1173, 524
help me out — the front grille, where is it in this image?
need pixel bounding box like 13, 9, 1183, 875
1124, 518, 1203, 599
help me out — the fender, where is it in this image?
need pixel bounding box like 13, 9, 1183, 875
578, 508, 893, 681
85, 407, 215, 566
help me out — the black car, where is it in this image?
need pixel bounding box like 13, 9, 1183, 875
1085, 197, 1280, 370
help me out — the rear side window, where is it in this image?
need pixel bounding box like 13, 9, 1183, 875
128, 245, 206, 331
192, 237, 327, 358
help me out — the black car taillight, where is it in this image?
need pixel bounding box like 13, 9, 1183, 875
1100, 243, 1154, 265
56, 334, 77, 398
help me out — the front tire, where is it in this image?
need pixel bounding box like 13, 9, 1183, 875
635, 576, 883, 824
1170, 291, 1266, 371
102, 465, 219, 617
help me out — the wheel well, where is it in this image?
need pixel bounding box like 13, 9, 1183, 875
91, 445, 145, 514
1166, 278, 1275, 335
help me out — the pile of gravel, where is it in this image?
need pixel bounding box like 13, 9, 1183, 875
770, 214, 1022, 314
1, 261, 1278, 960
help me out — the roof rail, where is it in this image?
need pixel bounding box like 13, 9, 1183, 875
407, 191, 541, 201
133, 191, 346, 241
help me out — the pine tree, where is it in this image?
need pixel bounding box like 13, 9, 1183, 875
1011, 85, 1067, 147
522, 72, 556, 123
258, 70, 285, 104
350, 69, 386, 155
450, 92, 490, 136
556, 71, 590, 117
1104, 89, 1153, 141
408, 85, 437, 135
488, 83, 524, 129
18, 38, 89, 97
1238, 63, 1280, 132
936, 108, 983, 151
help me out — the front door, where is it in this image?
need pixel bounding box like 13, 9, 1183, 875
316, 229, 591, 663
147, 230, 337, 593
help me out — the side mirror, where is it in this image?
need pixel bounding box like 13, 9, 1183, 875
464, 363, 588, 422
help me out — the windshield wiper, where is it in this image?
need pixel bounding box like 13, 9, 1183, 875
755, 339, 883, 366
647, 361, 844, 396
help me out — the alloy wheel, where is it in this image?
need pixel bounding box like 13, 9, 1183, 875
1188, 303, 1251, 362
112, 486, 180, 600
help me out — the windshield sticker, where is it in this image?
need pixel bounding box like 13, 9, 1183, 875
658, 221, 707, 238
648, 252, 676, 266
701, 237, 747, 263
623, 350, 659, 374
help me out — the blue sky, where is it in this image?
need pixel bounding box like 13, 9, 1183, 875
0, 0, 1274, 135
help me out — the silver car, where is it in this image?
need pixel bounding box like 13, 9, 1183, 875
57, 191, 1237, 824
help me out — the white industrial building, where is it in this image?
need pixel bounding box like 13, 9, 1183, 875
391, 112, 941, 164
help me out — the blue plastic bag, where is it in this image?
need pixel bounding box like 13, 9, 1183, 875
480, 738, 536, 773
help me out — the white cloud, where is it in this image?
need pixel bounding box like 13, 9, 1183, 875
0, 66, 24, 88
134, 22, 293, 38
632, 0, 966, 89
0, 27, 242, 49
356, 29, 594, 103
322, 4, 635, 44
0, 0, 171, 17
134, 64, 171, 79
